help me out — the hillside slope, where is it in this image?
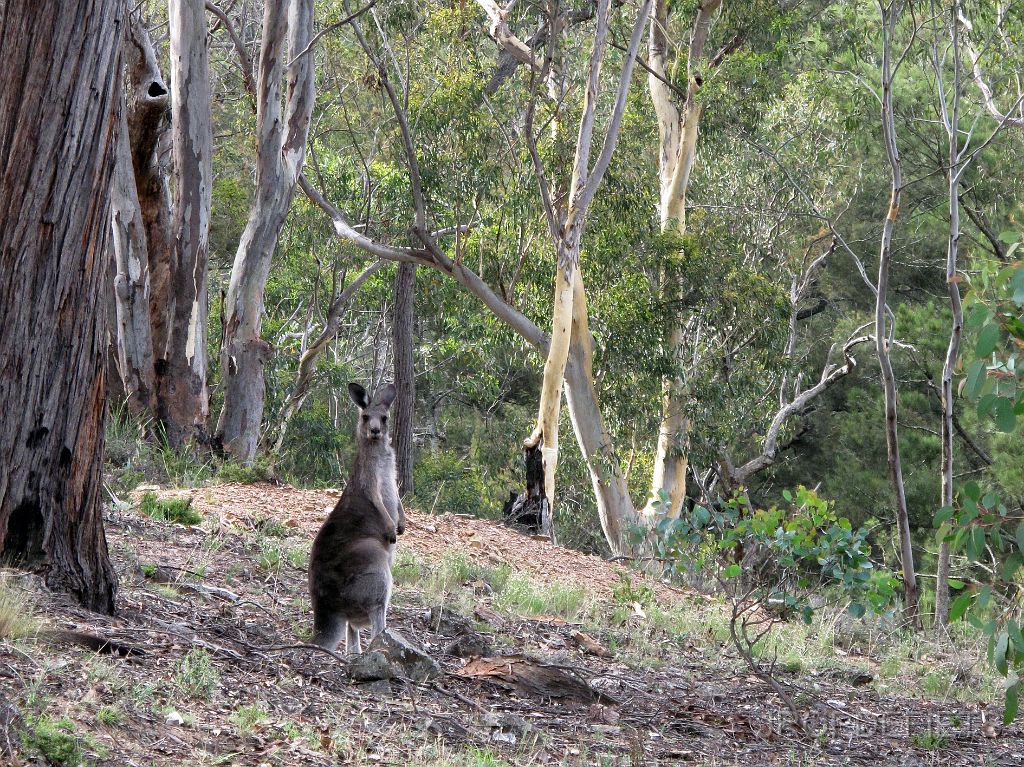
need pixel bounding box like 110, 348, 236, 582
0, 482, 1019, 766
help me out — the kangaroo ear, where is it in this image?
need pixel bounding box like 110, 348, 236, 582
347, 382, 370, 409
373, 383, 397, 409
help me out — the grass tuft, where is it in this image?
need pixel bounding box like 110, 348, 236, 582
138, 492, 202, 525
0, 580, 38, 640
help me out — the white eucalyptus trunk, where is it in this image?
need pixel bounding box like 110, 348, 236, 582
164, 0, 213, 447
216, 0, 315, 462
876, 4, 920, 627
644, 0, 721, 519
110, 99, 157, 419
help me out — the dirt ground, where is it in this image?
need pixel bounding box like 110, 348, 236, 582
1, 482, 1022, 766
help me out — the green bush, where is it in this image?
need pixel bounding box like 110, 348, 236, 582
217, 458, 274, 485
19, 714, 87, 766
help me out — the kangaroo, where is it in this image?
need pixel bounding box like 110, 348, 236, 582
308, 382, 406, 653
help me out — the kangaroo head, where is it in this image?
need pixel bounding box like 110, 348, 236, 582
348, 382, 397, 445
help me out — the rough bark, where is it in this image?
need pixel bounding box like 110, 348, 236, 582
110, 96, 158, 420
164, 0, 214, 447
393, 263, 416, 496
216, 0, 315, 462
876, 3, 920, 628
0, 0, 124, 614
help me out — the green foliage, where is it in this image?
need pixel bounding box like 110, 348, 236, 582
412, 449, 492, 517
137, 493, 202, 526
19, 714, 88, 766
230, 703, 269, 734
648, 486, 899, 622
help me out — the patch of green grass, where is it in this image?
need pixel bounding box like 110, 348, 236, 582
138, 492, 202, 525
253, 515, 289, 538
393, 549, 425, 585
156, 445, 213, 487
175, 649, 219, 701
0, 580, 38, 640
256, 540, 283, 573
19, 714, 89, 766
494, 574, 588, 619
128, 681, 160, 709
96, 706, 122, 726
230, 703, 269, 734
911, 729, 949, 750
151, 584, 181, 600
286, 544, 309, 570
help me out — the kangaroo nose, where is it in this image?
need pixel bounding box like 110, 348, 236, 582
370, 427, 381, 436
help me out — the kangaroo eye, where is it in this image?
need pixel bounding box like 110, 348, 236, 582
381, 415, 388, 423
362, 415, 369, 422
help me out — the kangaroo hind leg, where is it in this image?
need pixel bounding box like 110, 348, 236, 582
312, 613, 346, 652
346, 622, 362, 655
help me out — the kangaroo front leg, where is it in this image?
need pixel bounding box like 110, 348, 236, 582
395, 497, 406, 535
370, 482, 397, 542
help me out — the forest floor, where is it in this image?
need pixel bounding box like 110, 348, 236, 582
1, 481, 1022, 766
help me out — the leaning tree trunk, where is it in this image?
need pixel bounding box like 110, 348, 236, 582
0, 0, 124, 614
876, 4, 920, 628
393, 262, 417, 496
163, 0, 213, 447
563, 275, 641, 556
217, 0, 315, 462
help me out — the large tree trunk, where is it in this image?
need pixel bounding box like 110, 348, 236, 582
110, 97, 158, 419
216, 0, 315, 462
876, 4, 920, 628
393, 263, 417, 496
163, 0, 213, 447
0, 0, 124, 614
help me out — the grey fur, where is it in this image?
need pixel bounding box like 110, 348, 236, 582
309, 382, 406, 653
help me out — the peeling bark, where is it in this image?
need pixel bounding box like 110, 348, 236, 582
216, 0, 315, 462
124, 19, 173, 366
644, 0, 725, 520
110, 96, 158, 419
0, 0, 124, 613
163, 0, 214, 447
